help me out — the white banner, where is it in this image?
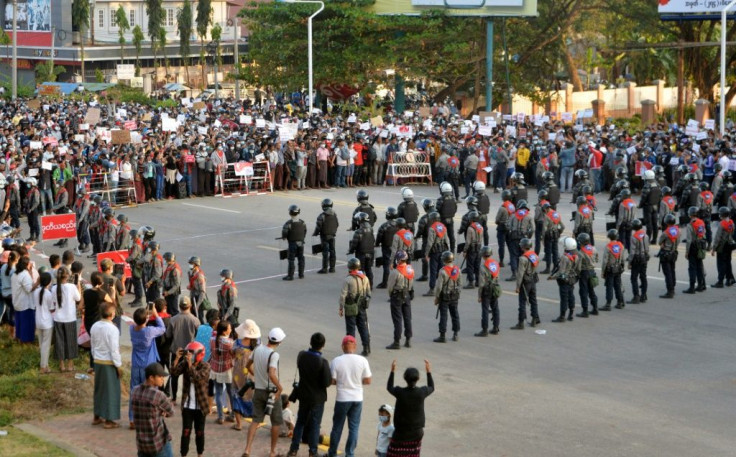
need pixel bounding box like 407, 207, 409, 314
658, 0, 727, 14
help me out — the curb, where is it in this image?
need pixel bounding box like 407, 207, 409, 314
14, 423, 98, 457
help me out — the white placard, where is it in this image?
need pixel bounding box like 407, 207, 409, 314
380, 130, 389, 138
359, 122, 370, 131
693, 143, 701, 152
696, 131, 708, 141
96, 127, 111, 143
542, 115, 550, 123
460, 127, 469, 134
41, 161, 52, 170
197, 126, 209, 135
583, 109, 594, 119
685, 125, 699, 136
255, 153, 265, 162
162, 118, 178, 132
478, 125, 493, 136
74, 134, 85, 143
561, 112, 573, 123
130, 132, 142, 144
704, 119, 715, 130
472, 115, 480, 123
116, 108, 127, 118
505, 126, 517, 138
687, 119, 699, 128
79, 123, 89, 131
279, 123, 299, 142
502, 115, 512, 121
516, 113, 525, 123
28, 168, 38, 177
347, 114, 357, 123
626, 146, 637, 154
57, 146, 68, 155
489, 120, 497, 128
29, 141, 42, 150
404, 110, 414, 117
177, 114, 186, 124
256, 119, 266, 128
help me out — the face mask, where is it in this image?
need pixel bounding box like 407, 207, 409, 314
188, 264, 194, 270
379, 415, 389, 423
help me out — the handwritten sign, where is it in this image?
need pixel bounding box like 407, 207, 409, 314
85, 107, 101, 125
111, 129, 131, 145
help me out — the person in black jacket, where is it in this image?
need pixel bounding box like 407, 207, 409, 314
386, 359, 435, 456
287, 332, 332, 457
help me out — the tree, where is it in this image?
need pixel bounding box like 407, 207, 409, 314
210, 23, 221, 66
177, 0, 194, 84
132, 25, 144, 75
196, 0, 212, 88
35, 61, 65, 83
115, 6, 130, 65
160, 28, 169, 78
71, 0, 90, 81
145, 0, 164, 80
0, 30, 10, 60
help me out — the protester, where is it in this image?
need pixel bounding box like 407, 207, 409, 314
386, 359, 434, 457
33, 271, 54, 374
170, 341, 210, 457
51, 266, 81, 372
129, 305, 167, 429
90, 303, 123, 429
165, 297, 200, 404
131, 362, 175, 457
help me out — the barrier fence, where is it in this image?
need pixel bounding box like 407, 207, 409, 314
79, 172, 138, 207
215, 161, 273, 198
385, 151, 432, 186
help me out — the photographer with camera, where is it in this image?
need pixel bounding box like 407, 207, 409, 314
170, 340, 210, 457
127, 304, 166, 430
243, 327, 286, 457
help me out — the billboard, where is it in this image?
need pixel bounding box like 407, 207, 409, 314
658, 0, 728, 14
371, 0, 537, 16
4, 0, 53, 46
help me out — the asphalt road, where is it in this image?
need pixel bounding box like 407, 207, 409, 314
34, 184, 736, 457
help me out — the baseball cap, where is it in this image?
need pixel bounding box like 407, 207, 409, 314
342, 335, 356, 345
145, 362, 167, 378
379, 404, 394, 414
268, 327, 286, 343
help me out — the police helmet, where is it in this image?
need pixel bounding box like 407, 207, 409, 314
582, 185, 592, 195
615, 167, 627, 179
652, 165, 664, 175
394, 251, 408, 263
620, 189, 631, 199
543, 171, 555, 182
163, 252, 175, 262
356, 189, 369, 202
188, 256, 201, 266
501, 189, 512, 201
468, 211, 480, 223
618, 180, 630, 190
537, 189, 548, 201
354, 211, 369, 223
220, 268, 233, 279
141, 226, 156, 241
607, 229, 619, 240
148, 241, 160, 251
465, 195, 478, 209
401, 187, 414, 201
516, 199, 529, 210
541, 202, 552, 211
631, 219, 643, 230
5, 176, 14, 185
574, 169, 588, 179
439, 181, 453, 195
288, 204, 301, 216
718, 206, 730, 219
480, 246, 493, 257
662, 186, 672, 196
684, 173, 697, 182
699, 181, 709, 191
664, 213, 677, 226
512, 172, 525, 183
723, 170, 733, 182
386, 207, 398, 220
347, 257, 361, 270
428, 211, 440, 224
395, 217, 407, 229
676, 164, 689, 175
643, 169, 655, 181
576, 232, 591, 246
441, 250, 454, 264
129, 229, 138, 240
422, 198, 435, 212
473, 181, 486, 193
520, 238, 533, 251
93, 195, 102, 204
2, 238, 15, 249
688, 206, 699, 218
321, 198, 333, 210
103, 208, 115, 217
117, 214, 128, 223
563, 237, 577, 251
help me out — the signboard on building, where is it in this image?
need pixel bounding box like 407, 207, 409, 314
117, 64, 136, 80
130, 76, 144, 88
372, 0, 537, 16
658, 0, 727, 14
3, 0, 53, 46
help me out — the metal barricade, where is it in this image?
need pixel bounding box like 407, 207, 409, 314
215, 161, 273, 198
385, 151, 432, 186
81, 172, 138, 207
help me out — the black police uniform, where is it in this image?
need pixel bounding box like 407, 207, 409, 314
639, 182, 662, 241
415, 213, 430, 280
510, 184, 528, 208
283, 218, 307, 279
314, 209, 339, 273
436, 195, 457, 252
397, 200, 419, 233
476, 191, 491, 245
351, 203, 377, 230
543, 183, 561, 209
375, 220, 398, 287
349, 222, 375, 288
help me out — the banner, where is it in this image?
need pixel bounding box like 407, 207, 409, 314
96, 250, 132, 279
41, 213, 76, 241
658, 0, 727, 14
233, 162, 254, 177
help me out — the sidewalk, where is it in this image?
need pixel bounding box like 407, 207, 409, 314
19, 406, 326, 457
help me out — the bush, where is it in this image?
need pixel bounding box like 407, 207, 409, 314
0, 79, 36, 99
154, 99, 179, 109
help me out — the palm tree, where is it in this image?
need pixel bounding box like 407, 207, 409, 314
196, 0, 212, 89
177, 0, 193, 85
35, 61, 66, 84
145, 0, 164, 83
132, 25, 144, 75
71, 0, 90, 81
159, 28, 169, 79
115, 6, 130, 65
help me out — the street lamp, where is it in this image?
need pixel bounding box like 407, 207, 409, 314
280, 0, 324, 114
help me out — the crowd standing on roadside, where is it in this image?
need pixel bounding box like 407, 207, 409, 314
4, 92, 736, 456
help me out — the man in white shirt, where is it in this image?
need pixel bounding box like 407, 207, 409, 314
327, 335, 372, 457
90, 303, 123, 429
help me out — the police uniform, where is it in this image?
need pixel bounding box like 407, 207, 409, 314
697, 189, 715, 246
376, 219, 398, 287
729, 191, 736, 219
541, 208, 565, 273
477, 255, 501, 334
510, 184, 528, 208
282, 216, 307, 280
116, 223, 131, 251
513, 248, 540, 328
463, 222, 483, 287
534, 197, 550, 254
617, 196, 637, 252
543, 182, 561, 209
339, 270, 372, 353
25, 185, 40, 241
387, 262, 414, 348
436, 194, 457, 251
571, 178, 593, 203
659, 195, 677, 230
684, 217, 707, 292
218, 280, 238, 325
390, 228, 415, 266
74, 194, 91, 251
126, 238, 145, 305
313, 208, 339, 273
162, 261, 182, 316
505, 208, 534, 279
100, 216, 117, 252
143, 250, 164, 304
415, 212, 430, 280
434, 263, 461, 341
549, 249, 581, 321
445, 154, 461, 200
601, 240, 625, 309
476, 190, 491, 245
348, 221, 375, 288
627, 228, 650, 303
425, 221, 449, 294
88, 204, 102, 254
679, 183, 700, 222
577, 242, 599, 315
397, 200, 419, 233
351, 203, 376, 230
657, 224, 680, 298
6, 182, 21, 229
639, 181, 662, 240
711, 216, 735, 286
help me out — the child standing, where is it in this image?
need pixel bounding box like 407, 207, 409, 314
375, 404, 394, 457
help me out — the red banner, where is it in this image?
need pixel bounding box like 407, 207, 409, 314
40, 213, 76, 241
635, 160, 653, 176
96, 250, 132, 279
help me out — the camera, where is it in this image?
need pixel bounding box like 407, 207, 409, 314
264, 393, 276, 415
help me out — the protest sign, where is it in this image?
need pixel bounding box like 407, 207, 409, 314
41, 214, 77, 241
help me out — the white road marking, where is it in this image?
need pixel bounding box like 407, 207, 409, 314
160, 226, 281, 243
181, 202, 241, 213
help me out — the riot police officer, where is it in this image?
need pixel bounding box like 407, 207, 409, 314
696, 181, 715, 247
506, 199, 534, 281
607, 180, 630, 224
657, 214, 680, 299
576, 233, 599, 317
423, 211, 450, 297
348, 212, 375, 288
510, 238, 540, 330
313, 198, 339, 274
710, 206, 735, 287
436, 181, 458, 252
375, 207, 399, 288
281, 204, 307, 281
386, 251, 414, 350
457, 195, 479, 242
475, 245, 501, 336
617, 189, 637, 252
397, 187, 419, 232
601, 229, 625, 310
509, 172, 528, 207
678, 173, 699, 224
549, 237, 581, 322
162, 252, 182, 316
351, 189, 377, 230
573, 196, 595, 246
683, 206, 707, 294
571, 169, 592, 204
433, 251, 461, 343
639, 169, 662, 241
541, 171, 561, 209
390, 218, 415, 266
627, 219, 650, 304
142, 241, 164, 305
609, 167, 629, 201
495, 190, 515, 268
415, 198, 435, 282
474, 181, 491, 245
339, 257, 372, 356
462, 211, 483, 288
534, 189, 550, 255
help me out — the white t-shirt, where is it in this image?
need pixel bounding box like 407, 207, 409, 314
330, 353, 371, 402
34, 287, 55, 330
376, 423, 395, 453
250, 344, 280, 390
51, 283, 81, 323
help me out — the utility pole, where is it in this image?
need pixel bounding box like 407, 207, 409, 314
231, 18, 240, 100
12, 0, 17, 99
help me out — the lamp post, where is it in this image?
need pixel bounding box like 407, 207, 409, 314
280, 0, 324, 114
11, 0, 17, 100
207, 40, 219, 100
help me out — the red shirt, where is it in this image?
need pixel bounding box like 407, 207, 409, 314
353, 143, 364, 166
